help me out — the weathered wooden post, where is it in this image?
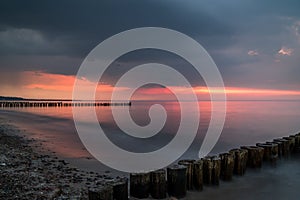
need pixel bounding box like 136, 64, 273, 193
202, 156, 220, 186
219, 153, 234, 181
256, 143, 271, 161
256, 143, 278, 164
167, 165, 187, 198
257, 146, 264, 165
274, 139, 289, 156
211, 156, 221, 185
293, 134, 300, 147
193, 159, 203, 191
178, 159, 195, 190
229, 148, 248, 176
88, 185, 113, 200
293, 133, 300, 152
150, 169, 166, 199
130, 172, 150, 199
108, 178, 128, 200
270, 143, 279, 163
269, 141, 283, 158
289, 135, 298, 153
202, 157, 213, 185
241, 146, 264, 168
283, 136, 295, 153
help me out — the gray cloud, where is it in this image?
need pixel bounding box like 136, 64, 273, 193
0, 0, 300, 91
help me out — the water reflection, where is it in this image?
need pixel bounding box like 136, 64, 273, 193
1, 101, 300, 160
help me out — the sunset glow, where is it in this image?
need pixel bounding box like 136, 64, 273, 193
1, 71, 299, 100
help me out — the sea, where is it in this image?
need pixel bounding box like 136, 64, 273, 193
1, 100, 300, 199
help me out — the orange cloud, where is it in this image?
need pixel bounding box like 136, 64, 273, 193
23, 71, 75, 89
19, 71, 129, 99
1, 70, 300, 100
193, 86, 300, 100
131, 86, 300, 100
194, 86, 300, 95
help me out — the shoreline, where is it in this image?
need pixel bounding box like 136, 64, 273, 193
1, 111, 300, 199
0, 119, 120, 199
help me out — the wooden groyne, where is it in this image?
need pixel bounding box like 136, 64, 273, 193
0, 101, 131, 108
88, 132, 300, 199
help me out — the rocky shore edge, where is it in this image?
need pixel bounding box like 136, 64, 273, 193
0, 121, 120, 200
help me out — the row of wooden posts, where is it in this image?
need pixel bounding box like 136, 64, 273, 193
88, 132, 300, 200
0, 101, 131, 108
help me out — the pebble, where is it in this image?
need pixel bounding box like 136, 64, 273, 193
0, 129, 114, 199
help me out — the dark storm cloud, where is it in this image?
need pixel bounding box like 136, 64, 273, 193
0, 0, 237, 76
0, 0, 234, 57
0, 0, 300, 90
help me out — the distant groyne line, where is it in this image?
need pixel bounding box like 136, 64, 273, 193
0, 101, 131, 108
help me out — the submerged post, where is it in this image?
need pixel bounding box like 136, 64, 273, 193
193, 159, 204, 191
88, 185, 113, 200
274, 139, 290, 157
167, 164, 187, 198
229, 148, 248, 176
211, 156, 221, 185
108, 178, 128, 200
202, 157, 213, 185
130, 172, 150, 199
150, 169, 166, 199
219, 152, 234, 181
178, 159, 195, 190
283, 136, 295, 153
241, 146, 264, 168
256, 143, 278, 164
293, 133, 300, 152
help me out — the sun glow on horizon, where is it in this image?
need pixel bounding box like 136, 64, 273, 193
1, 71, 300, 100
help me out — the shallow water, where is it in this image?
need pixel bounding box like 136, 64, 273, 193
1, 100, 299, 160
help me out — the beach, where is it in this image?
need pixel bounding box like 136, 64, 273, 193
1, 102, 300, 200
1, 0, 300, 199
0, 117, 121, 200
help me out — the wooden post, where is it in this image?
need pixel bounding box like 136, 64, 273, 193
211, 156, 221, 185
193, 160, 203, 191
130, 172, 150, 199
269, 141, 283, 158
271, 143, 279, 163
167, 164, 187, 198
289, 135, 298, 153
274, 139, 289, 156
283, 136, 295, 153
293, 134, 300, 153
108, 178, 128, 200
202, 157, 213, 185
229, 148, 248, 176
219, 153, 234, 181
178, 159, 195, 190
256, 143, 278, 164
293, 134, 300, 147
193, 159, 203, 191
241, 146, 264, 168
150, 169, 166, 199
88, 185, 113, 200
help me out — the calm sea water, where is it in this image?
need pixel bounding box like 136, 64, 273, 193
1, 100, 300, 171
1, 100, 300, 199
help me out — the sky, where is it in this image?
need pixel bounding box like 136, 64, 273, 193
0, 0, 300, 100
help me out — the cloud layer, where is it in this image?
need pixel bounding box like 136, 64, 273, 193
0, 0, 300, 98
